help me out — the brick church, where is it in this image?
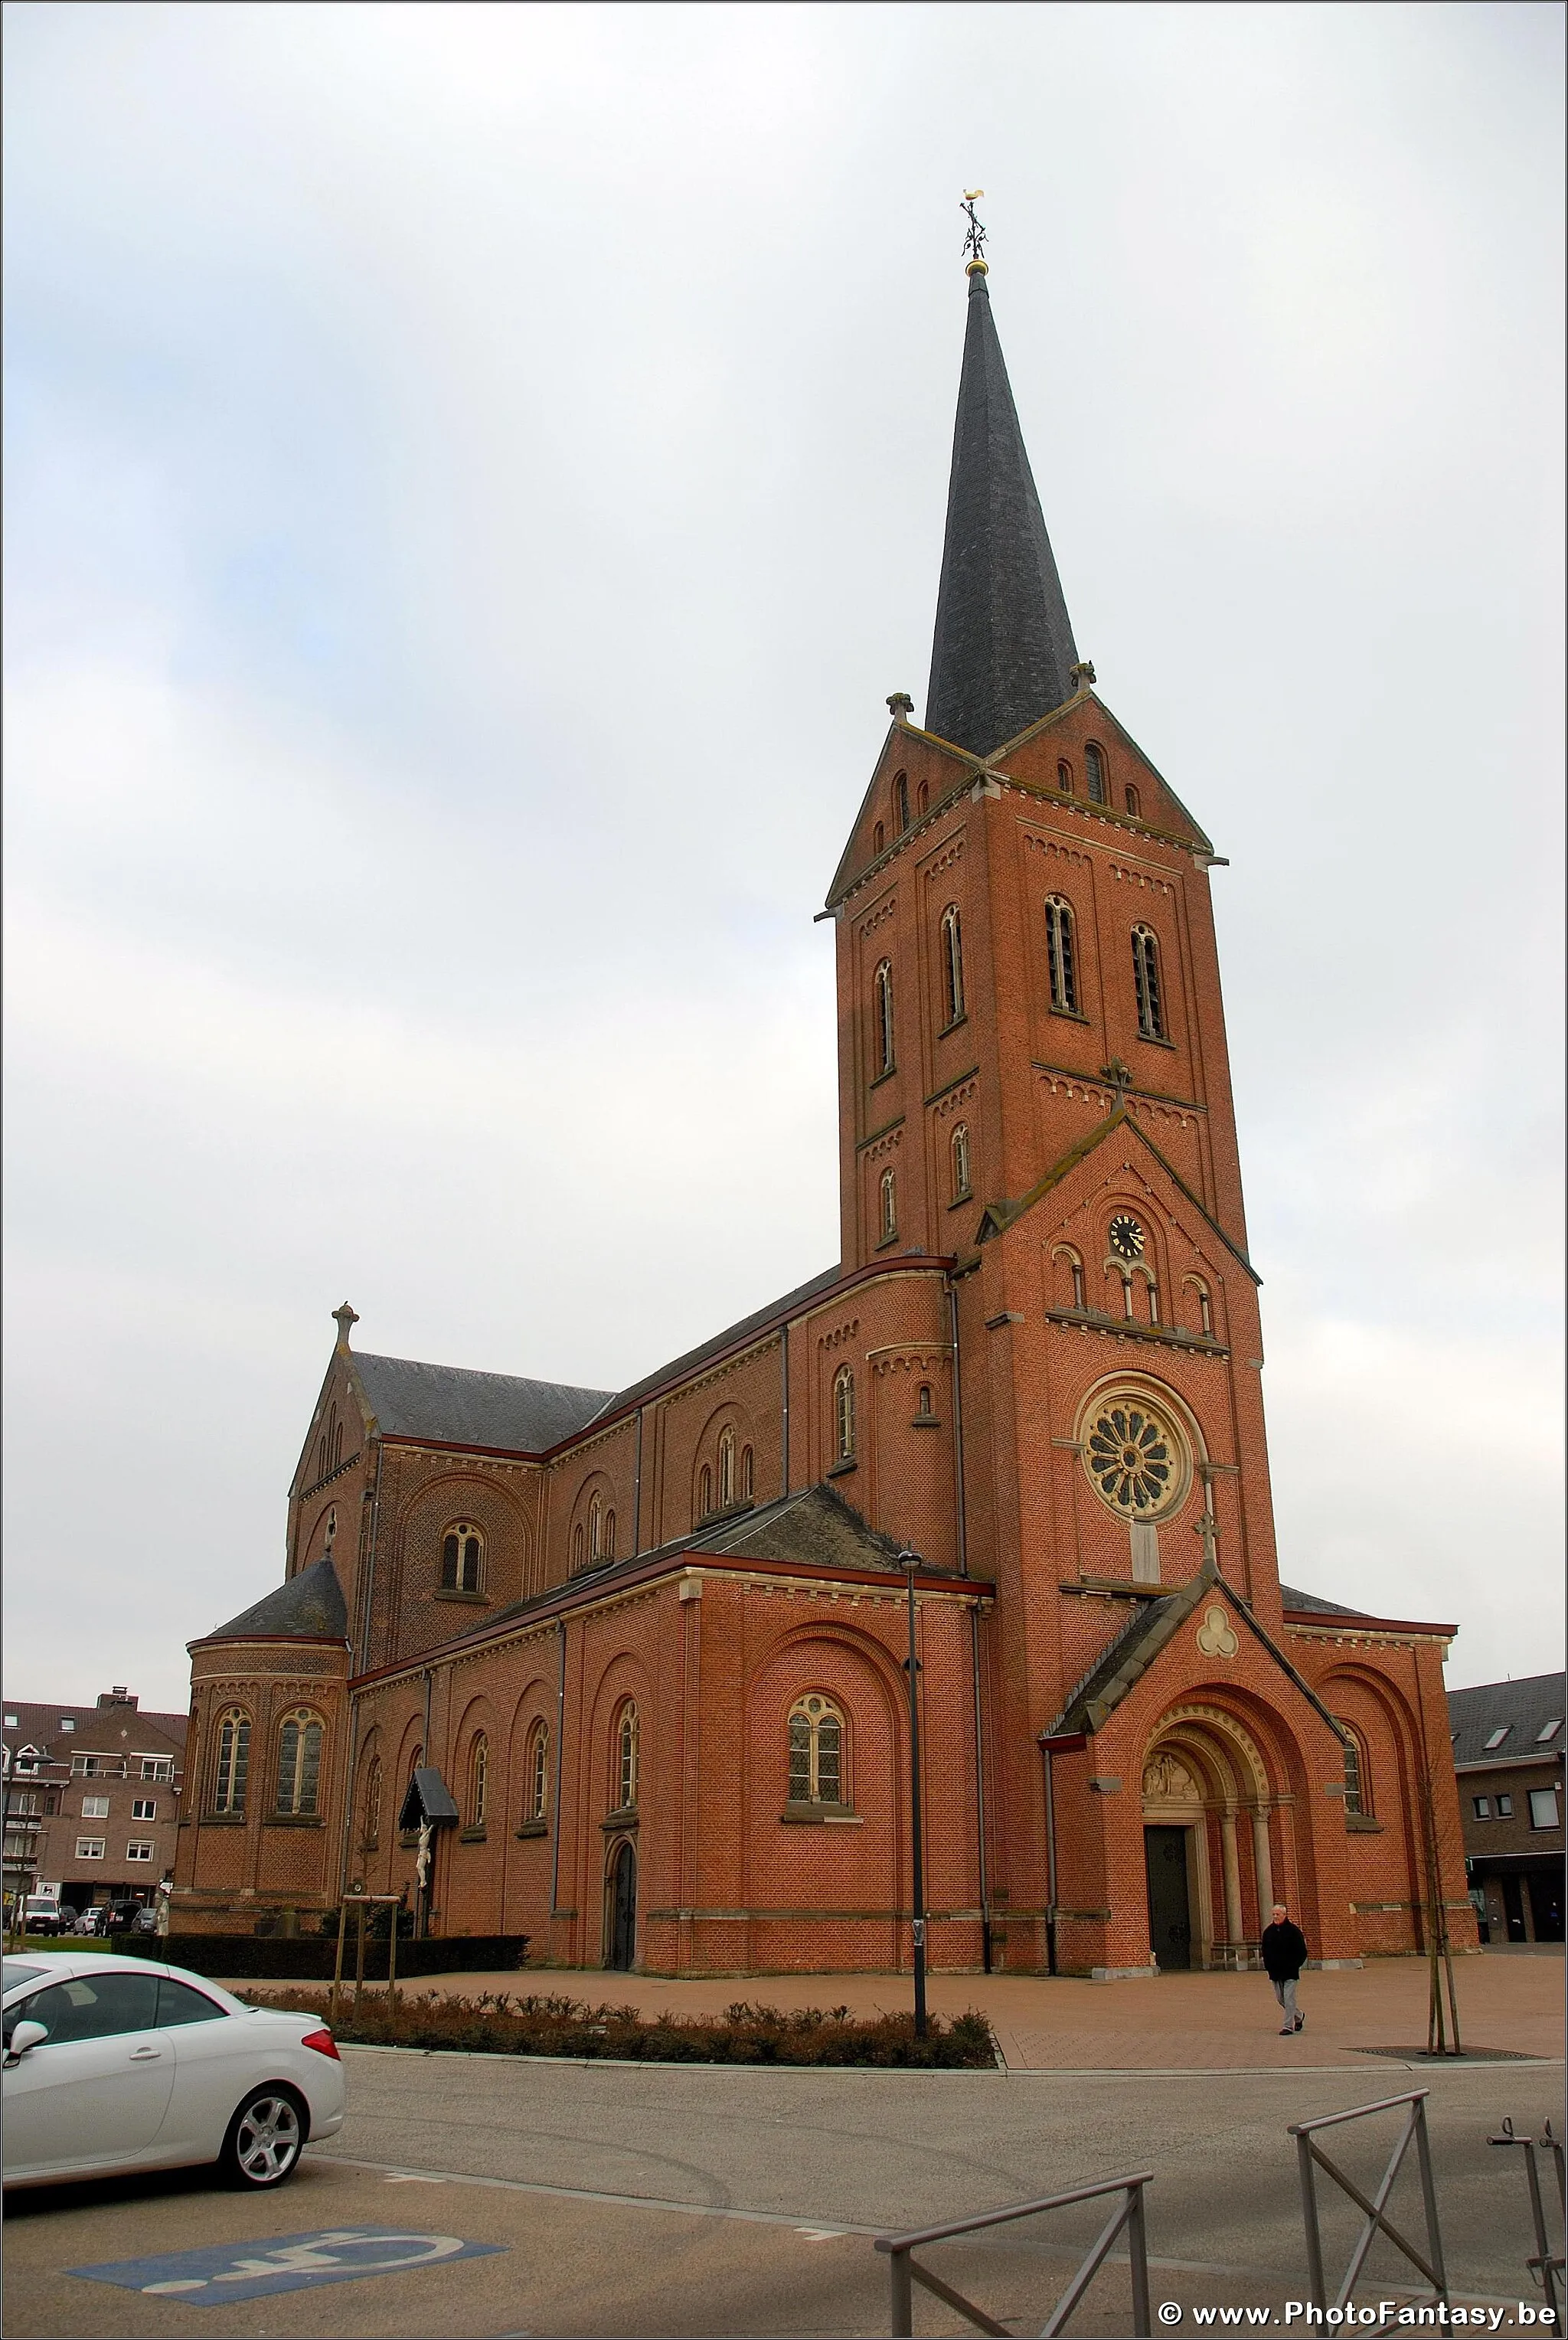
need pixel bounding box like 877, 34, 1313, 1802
173, 253, 1475, 1978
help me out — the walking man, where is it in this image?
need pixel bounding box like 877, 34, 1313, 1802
1261, 1901, 1308, 2034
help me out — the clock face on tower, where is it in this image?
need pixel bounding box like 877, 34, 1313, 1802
1108, 1214, 1145, 1263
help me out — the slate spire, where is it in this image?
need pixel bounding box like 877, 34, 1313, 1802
924, 264, 1080, 759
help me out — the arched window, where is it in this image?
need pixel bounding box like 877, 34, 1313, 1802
834, 1365, 856, 1462
333, 1417, 344, 1469
698, 1462, 713, 1518
1338, 1723, 1370, 1817
212, 1707, 250, 1815
718, 1427, 735, 1508
788, 1695, 845, 1806
1045, 896, 1079, 1014
615, 1702, 639, 1812
1124, 783, 1141, 818
951, 1121, 972, 1201
893, 773, 910, 832
361, 1754, 382, 1851
916, 1382, 934, 1418
1132, 924, 1165, 1039
1187, 1278, 1214, 1337
917, 779, 929, 813
276, 1708, 324, 1816
603, 1508, 616, 1560
1057, 760, 1073, 793
740, 1445, 754, 1500
873, 820, 885, 855
880, 1165, 897, 1242
1055, 1245, 1086, 1310
572, 1522, 585, 1568
1085, 743, 1107, 804
874, 960, 894, 1076
526, 1720, 550, 1823
468, 1732, 488, 1829
442, 1521, 483, 1593
939, 904, 965, 1025
589, 1495, 603, 1561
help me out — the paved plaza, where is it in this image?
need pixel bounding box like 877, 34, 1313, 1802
4, 1956, 1561, 2338
253, 1943, 1564, 2070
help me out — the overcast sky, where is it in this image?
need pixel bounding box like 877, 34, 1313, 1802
5, 2, 1561, 1711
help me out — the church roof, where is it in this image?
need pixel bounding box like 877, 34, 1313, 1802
925, 266, 1080, 760
354, 1351, 613, 1453
197, 1555, 349, 1646
684, 1480, 910, 1573
606, 1266, 843, 1415
1279, 1585, 1369, 1617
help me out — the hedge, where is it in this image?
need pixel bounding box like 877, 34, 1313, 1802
237, 1986, 999, 2067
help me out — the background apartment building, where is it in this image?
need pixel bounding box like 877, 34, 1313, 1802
1449, 1672, 1564, 1945
2, 1688, 187, 1918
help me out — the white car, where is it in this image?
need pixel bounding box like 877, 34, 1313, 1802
2, 1953, 345, 2191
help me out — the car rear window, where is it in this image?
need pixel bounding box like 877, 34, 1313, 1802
2, 1963, 47, 1992
155, 1978, 227, 2028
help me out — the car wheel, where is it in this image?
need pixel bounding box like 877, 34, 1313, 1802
220, 2087, 306, 2188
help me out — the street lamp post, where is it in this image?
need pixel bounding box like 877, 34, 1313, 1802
898, 1548, 928, 2039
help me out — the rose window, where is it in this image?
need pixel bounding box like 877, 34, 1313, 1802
1084, 1399, 1184, 1517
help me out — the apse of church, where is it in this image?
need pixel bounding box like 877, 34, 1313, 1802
172, 247, 1473, 1980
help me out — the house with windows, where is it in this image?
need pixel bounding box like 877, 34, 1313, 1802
1449, 1673, 1563, 1945
3, 1690, 185, 1919
172, 253, 1474, 1977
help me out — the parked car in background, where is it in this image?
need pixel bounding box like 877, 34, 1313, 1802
103, 1901, 142, 1937
74, 1908, 109, 1937
20, 1897, 62, 1936
132, 1906, 160, 1936
2, 1953, 346, 2191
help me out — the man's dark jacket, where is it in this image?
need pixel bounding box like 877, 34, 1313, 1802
1260, 1920, 1308, 1980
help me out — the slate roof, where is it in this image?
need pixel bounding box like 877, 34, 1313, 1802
684, 1481, 911, 1574
1447, 1672, 1566, 1769
607, 1266, 843, 1415
200, 1556, 349, 1645
1279, 1585, 1370, 1618
354, 1351, 612, 1453
924, 266, 1080, 760
399, 1766, 460, 1828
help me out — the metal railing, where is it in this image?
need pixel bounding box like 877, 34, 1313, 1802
1289, 2090, 1447, 2315
874, 2171, 1153, 2338
1489, 2116, 1566, 2320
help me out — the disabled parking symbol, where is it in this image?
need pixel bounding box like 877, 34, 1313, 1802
69, 2227, 506, 2304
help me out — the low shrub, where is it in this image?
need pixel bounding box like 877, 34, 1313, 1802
241, 1985, 997, 2068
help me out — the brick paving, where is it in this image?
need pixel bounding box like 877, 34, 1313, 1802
242, 1948, 1563, 2070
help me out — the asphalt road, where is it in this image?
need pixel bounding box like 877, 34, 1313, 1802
4, 2051, 1560, 2337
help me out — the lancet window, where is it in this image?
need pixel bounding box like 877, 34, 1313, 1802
939, 904, 965, 1025
1044, 896, 1079, 1014
1132, 925, 1166, 1039
276, 1709, 323, 1816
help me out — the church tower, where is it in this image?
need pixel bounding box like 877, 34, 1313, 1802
823, 245, 1377, 1976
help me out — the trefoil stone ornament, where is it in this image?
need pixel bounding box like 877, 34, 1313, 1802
1195, 1602, 1239, 1661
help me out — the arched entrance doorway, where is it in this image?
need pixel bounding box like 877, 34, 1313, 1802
606, 1838, 637, 1971
1142, 1708, 1279, 1972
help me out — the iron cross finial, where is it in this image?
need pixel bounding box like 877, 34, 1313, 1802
961, 191, 988, 270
